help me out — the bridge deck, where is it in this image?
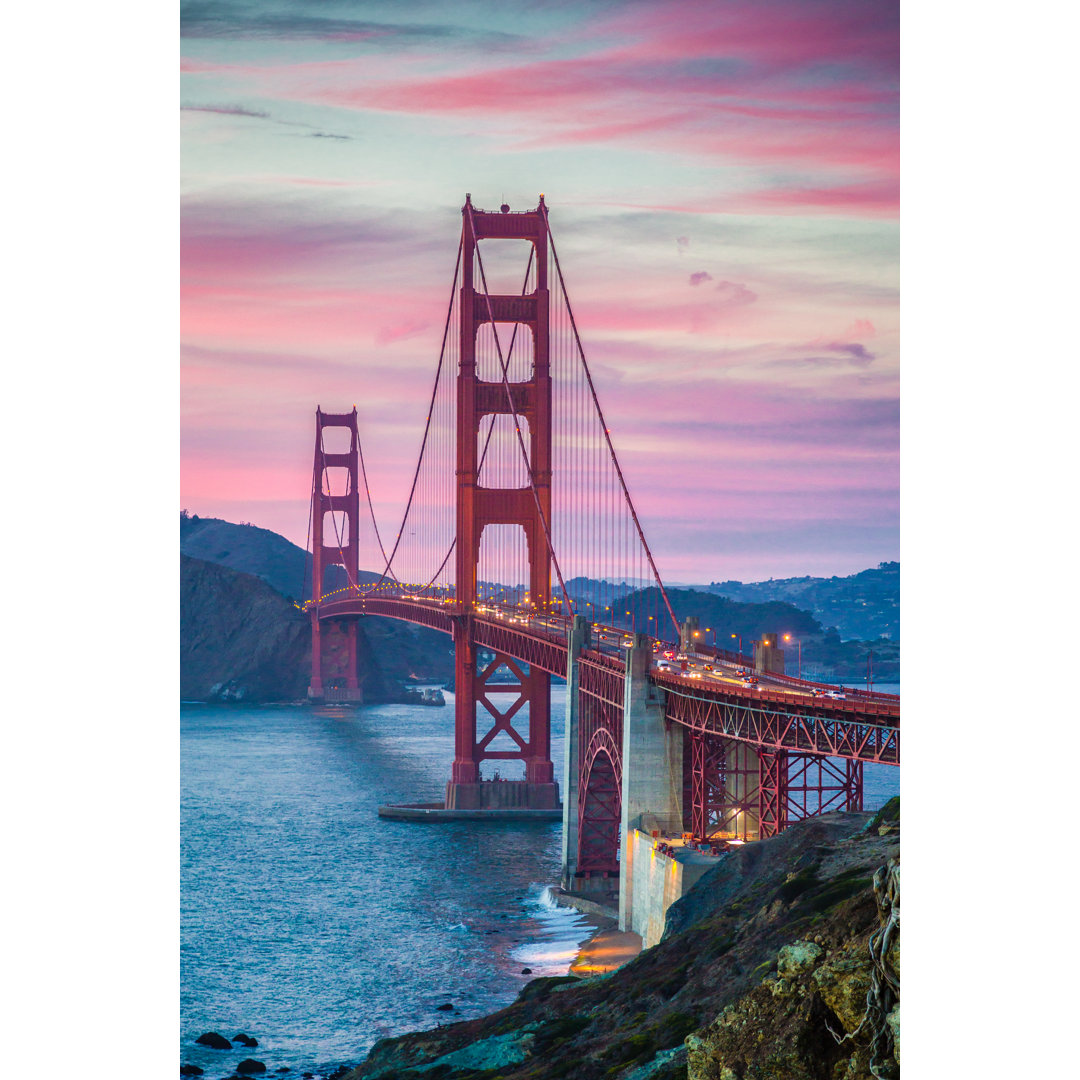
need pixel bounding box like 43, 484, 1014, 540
313, 593, 899, 764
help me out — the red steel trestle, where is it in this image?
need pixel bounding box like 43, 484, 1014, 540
576, 656, 624, 877
684, 731, 865, 842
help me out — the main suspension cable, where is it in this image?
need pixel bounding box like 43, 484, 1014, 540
361, 234, 464, 595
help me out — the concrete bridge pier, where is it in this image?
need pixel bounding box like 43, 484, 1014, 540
753, 632, 786, 675
618, 633, 681, 932
560, 615, 591, 889
679, 616, 700, 653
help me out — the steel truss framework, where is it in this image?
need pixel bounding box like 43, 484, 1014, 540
472, 652, 533, 762
786, 754, 863, 821
472, 618, 567, 678
658, 678, 899, 765
576, 653, 625, 875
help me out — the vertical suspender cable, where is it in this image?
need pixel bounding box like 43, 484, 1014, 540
543, 207, 680, 641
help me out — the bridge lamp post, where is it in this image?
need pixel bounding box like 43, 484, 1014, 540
731, 633, 743, 654
783, 633, 802, 678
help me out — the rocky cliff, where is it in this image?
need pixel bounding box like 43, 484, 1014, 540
339, 800, 900, 1080
181, 554, 408, 703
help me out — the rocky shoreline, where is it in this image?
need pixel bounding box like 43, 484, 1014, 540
181, 801, 899, 1080
335, 800, 900, 1080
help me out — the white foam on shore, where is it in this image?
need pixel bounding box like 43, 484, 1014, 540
509, 883, 597, 975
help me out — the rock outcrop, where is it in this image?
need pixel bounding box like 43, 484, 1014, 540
194, 1031, 232, 1050
339, 802, 900, 1080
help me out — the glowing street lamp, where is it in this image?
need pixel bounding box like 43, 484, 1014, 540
730, 633, 743, 654
783, 633, 802, 678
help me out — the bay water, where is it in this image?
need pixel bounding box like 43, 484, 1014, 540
181, 683, 899, 1077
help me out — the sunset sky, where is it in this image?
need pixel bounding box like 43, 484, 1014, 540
180, 0, 899, 583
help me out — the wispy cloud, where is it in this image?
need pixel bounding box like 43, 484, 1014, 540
181, 103, 269, 118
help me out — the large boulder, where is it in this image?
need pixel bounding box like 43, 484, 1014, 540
195, 1032, 232, 1050
236, 1061, 267, 1075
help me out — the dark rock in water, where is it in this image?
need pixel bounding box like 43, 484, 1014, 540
326, 1067, 352, 1080
520, 967, 532, 974
236, 1061, 267, 1075
195, 1032, 232, 1050
180, 1066, 204, 1076
435, 1002, 454, 1011
302, 1073, 314, 1078
232, 1033, 259, 1047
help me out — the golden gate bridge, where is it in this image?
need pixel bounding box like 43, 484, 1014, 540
299, 194, 899, 930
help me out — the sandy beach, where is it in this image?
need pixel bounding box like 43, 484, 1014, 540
570, 928, 643, 976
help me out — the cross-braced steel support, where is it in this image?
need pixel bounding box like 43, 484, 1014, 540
786, 754, 863, 821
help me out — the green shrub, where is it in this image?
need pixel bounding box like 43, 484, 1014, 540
777, 866, 820, 903
867, 796, 900, 833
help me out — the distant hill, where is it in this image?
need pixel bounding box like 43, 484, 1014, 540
617, 586, 897, 683
621, 586, 821, 644
180, 511, 386, 601
179, 513, 897, 689
179, 514, 453, 700
180, 554, 453, 703
704, 562, 899, 642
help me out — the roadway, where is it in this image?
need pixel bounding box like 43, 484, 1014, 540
311, 591, 898, 713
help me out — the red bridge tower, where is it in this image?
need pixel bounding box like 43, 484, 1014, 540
447, 195, 559, 810
308, 406, 364, 704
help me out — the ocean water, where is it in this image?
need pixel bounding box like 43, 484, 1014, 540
181, 684, 899, 1077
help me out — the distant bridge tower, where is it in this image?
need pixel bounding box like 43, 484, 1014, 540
447, 195, 559, 810
308, 406, 364, 703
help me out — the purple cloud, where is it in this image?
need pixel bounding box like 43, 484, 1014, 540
714, 280, 757, 306
689, 271, 713, 286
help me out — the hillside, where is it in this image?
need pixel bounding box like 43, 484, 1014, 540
179, 513, 897, 687
181, 510, 383, 601
340, 802, 901, 1080
622, 586, 821, 643
621, 587, 898, 682
182, 554, 406, 703
705, 563, 899, 643
180, 514, 455, 695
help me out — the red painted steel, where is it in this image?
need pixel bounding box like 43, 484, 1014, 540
758, 749, 788, 838
452, 196, 555, 789
785, 754, 863, 821
658, 677, 899, 765
309, 408, 361, 695
577, 654, 625, 875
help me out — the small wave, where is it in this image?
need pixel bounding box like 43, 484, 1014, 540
446, 922, 468, 932
537, 885, 561, 912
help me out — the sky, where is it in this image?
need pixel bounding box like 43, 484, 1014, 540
180, 0, 899, 583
